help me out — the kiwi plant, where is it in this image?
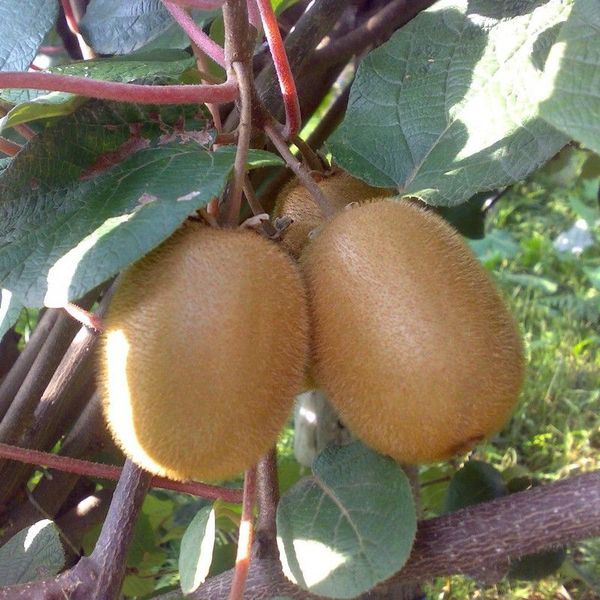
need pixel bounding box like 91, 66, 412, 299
99, 222, 309, 481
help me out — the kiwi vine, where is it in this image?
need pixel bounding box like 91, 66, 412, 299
0, 1, 598, 600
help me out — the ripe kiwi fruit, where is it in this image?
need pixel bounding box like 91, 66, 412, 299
99, 222, 309, 481
274, 169, 389, 259
301, 199, 524, 464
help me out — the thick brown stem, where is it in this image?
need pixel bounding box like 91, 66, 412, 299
315, 0, 438, 65
254, 448, 279, 559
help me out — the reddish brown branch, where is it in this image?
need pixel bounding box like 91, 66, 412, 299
0, 136, 21, 156
228, 466, 257, 600
255, 0, 301, 139
0, 72, 238, 104
163, 0, 226, 66
0, 442, 243, 503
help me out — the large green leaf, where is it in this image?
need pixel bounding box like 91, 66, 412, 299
0, 0, 58, 72
0, 50, 196, 130
179, 505, 216, 594
329, 0, 571, 206
277, 442, 416, 599
0, 101, 281, 307
539, 0, 600, 153
81, 0, 217, 55
0, 520, 64, 585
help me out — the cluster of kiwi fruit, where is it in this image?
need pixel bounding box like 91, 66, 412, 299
98, 168, 524, 481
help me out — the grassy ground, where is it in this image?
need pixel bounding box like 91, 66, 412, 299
424, 150, 600, 599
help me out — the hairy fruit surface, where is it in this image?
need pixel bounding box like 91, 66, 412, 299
99, 223, 309, 481
302, 200, 524, 464
274, 170, 389, 258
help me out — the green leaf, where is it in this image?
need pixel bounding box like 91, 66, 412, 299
0, 100, 281, 308
0, 288, 22, 341
0, 0, 58, 72
81, 0, 216, 55
0, 520, 65, 585
329, 0, 570, 206
179, 505, 216, 594
277, 442, 416, 599
581, 153, 600, 179
0, 50, 195, 130
443, 460, 507, 513
539, 0, 600, 154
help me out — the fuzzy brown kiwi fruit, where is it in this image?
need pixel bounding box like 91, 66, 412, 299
301, 200, 524, 464
99, 222, 309, 481
273, 169, 389, 259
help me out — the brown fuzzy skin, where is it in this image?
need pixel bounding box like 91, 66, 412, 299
301, 200, 525, 464
273, 170, 390, 259
99, 223, 309, 481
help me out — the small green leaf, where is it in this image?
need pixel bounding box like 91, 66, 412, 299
277, 442, 416, 599
179, 505, 216, 594
540, 0, 600, 154
0, 0, 58, 72
329, 0, 570, 206
443, 460, 507, 513
0, 288, 22, 341
0, 520, 65, 585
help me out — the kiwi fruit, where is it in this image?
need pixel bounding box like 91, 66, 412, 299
301, 200, 524, 464
273, 170, 389, 258
99, 222, 309, 481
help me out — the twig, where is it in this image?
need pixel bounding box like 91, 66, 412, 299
163, 1, 226, 66
228, 466, 257, 600
0, 136, 21, 156
255, 0, 301, 139
223, 61, 252, 226
254, 449, 279, 559
0, 442, 244, 502
264, 122, 334, 217
0, 72, 238, 104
